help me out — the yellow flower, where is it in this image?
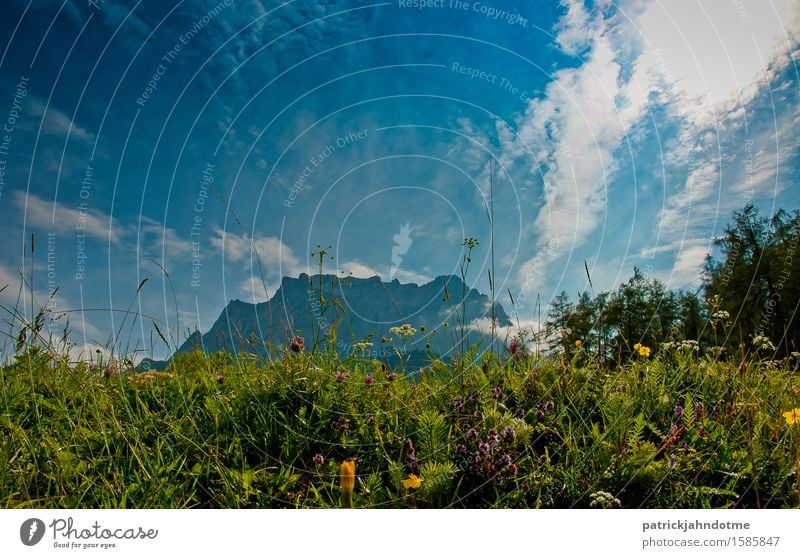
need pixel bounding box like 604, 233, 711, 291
575, 340, 582, 348
783, 408, 800, 425
634, 343, 650, 357
402, 474, 423, 489
633, 343, 642, 350
339, 460, 355, 493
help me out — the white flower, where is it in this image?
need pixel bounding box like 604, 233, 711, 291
711, 310, 730, 321
389, 324, 417, 337
752, 334, 776, 352
589, 491, 621, 508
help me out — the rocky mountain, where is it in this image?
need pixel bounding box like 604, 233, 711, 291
146, 273, 511, 368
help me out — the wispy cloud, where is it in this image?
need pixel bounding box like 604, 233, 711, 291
15, 192, 121, 243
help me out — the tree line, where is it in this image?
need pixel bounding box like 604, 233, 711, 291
543, 204, 800, 363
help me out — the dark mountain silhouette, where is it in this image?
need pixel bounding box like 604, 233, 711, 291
141, 273, 511, 370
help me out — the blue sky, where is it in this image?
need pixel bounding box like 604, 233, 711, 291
0, 0, 797, 360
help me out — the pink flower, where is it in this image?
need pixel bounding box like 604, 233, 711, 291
363, 374, 374, 385
290, 336, 304, 352
335, 371, 347, 382
508, 339, 523, 359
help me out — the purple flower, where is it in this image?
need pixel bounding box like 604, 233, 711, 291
466, 427, 479, 441
544, 400, 555, 412
487, 428, 500, 445
333, 418, 350, 432
536, 410, 545, 421
456, 444, 467, 455
387, 372, 397, 382
491, 386, 503, 400
507, 463, 518, 477
500, 454, 512, 466
694, 401, 704, 414
478, 441, 490, 455
503, 427, 516, 441
335, 371, 347, 382
508, 339, 523, 359
312, 453, 324, 466
363, 374, 374, 385
453, 396, 464, 413
216, 374, 225, 384
368, 415, 376, 425
674, 405, 684, 418
290, 336, 304, 353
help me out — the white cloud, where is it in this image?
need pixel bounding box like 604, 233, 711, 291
26, 98, 95, 142
513, 7, 649, 293
635, 0, 799, 119
653, 243, 709, 290
15, 191, 123, 243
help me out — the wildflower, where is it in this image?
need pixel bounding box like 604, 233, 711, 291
368, 415, 376, 425
753, 334, 776, 352
694, 401, 704, 414
674, 405, 684, 418
339, 460, 356, 508
290, 336, 304, 353
335, 371, 348, 382
544, 400, 555, 412
477, 441, 490, 455
508, 339, 523, 359
711, 310, 730, 321
453, 396, 464, 413
216, 374, 225, 383
387, 372, 397, 382
402, 474, 423, 489
491, 386, 502, 400
312, 453, 324, 466
456, 444, 467, 455
575, 339, 582, 348
634, 343, 651, 357
783, 408, 800, 425
352, 341, 373, 353
507, 463, 518, 476
589, 491, 622, 509
503, 426, 516, 441
363, 374, 374, 385
332, 418, 350, 432
389, 324, 417, 337
487, 428, 500, 445
466, 427, 478, 441
536, 410, 545, 421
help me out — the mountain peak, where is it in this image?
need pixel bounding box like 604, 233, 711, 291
176, 273, 511, 359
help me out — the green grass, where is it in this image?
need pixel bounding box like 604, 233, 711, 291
1, 345, 799, 508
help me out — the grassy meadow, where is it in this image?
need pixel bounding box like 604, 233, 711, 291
2, 342, 799, 508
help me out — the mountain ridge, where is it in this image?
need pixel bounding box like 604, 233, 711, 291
140, 273, 511, 370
